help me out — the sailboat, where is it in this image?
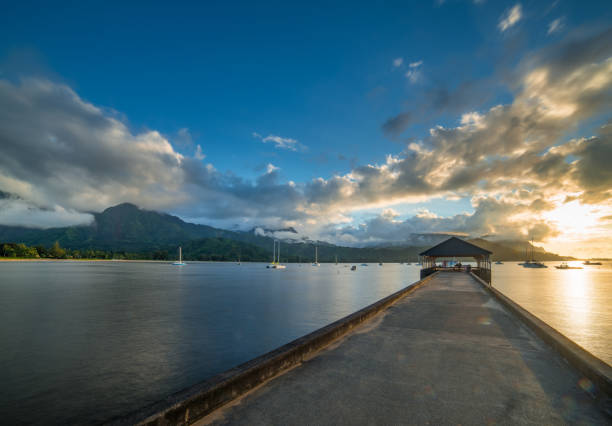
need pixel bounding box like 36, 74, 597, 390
267, 240, 286, 269
519, 239, 547, 268
312, 246, 320, 266
172, 246, 186, 266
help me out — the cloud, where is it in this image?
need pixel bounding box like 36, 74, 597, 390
306, 28, 612, 242
498, 4, 522, 32
325, 196, 561, 246
194, 144, 205, 160
0, 198, 93, 229
0, 78, 189, 218
252, 132, 306, 151
266, 163, 279, 174
547, 18, 564, 35
382, 112, 412, 137
174, 127, 194, 148
393, 57, 403, 68
405, 60, 423, 83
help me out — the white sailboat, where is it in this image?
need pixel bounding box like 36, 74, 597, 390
312, 246, 320, 266
519, 238, 547, 268
267, 240, 286, 269
172, 246, 186, 266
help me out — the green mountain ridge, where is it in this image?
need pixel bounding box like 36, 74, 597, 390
0, 203, 571, 261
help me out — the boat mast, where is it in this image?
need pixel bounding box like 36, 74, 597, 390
179, 246, 182, 263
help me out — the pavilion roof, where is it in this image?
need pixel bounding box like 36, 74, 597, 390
419, 236, 492, 257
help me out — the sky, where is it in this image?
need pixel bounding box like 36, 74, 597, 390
0, 0, 611, 258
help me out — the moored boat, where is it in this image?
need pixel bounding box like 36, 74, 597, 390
172, 246, 186, 266
267, 240, 286, 269
555, 262, 582, 270
312, 246, 320, 266
520, 239, 547, 268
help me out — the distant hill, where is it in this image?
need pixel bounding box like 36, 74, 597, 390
0, 203, 570, 261
468, 238, 571, 261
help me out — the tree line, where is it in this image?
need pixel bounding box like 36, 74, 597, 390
0, 242, 146, 260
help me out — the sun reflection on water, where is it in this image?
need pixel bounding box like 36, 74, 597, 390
491, 262, 612, 365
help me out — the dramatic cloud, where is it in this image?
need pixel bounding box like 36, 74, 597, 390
311, 29, 612, 247
498, 4, 522, 32
0, 79, 189, 214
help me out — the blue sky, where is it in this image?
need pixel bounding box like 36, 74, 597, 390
0, 1, 611, 256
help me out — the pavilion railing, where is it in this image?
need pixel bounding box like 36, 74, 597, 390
473, 267, 491, 284
420, 267, 437, 280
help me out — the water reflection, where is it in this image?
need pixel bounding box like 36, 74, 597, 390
492, 262, 612, 365
0, 261, 419, 424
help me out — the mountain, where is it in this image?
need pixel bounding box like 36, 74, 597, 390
467, 238, 571, 261
0, 203, 570, 261
0, 203, 221, 250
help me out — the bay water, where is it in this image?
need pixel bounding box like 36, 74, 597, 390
0, 260, 610, 424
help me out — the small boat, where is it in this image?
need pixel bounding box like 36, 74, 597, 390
405, 262, 411, 265
172, 246, 186, 266
361, 263, 368, 266
312, 246, 320, 266
495, 261, 503, 265
378, 262, 383, 266
583, 260, 602, 265
555, 262, 582, 270
351, 265, 357, 271
519, 261, 547, 268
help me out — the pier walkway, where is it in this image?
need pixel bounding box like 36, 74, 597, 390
200, 272, 609, 425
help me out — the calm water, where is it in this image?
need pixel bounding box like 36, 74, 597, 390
1, 261, 611, 424
0, 261, 418, 424
492, 261, 612, 366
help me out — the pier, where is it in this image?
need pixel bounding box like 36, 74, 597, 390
127, 270, 611, 425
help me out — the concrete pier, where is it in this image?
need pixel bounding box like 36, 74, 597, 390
198, 272, 609, 425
